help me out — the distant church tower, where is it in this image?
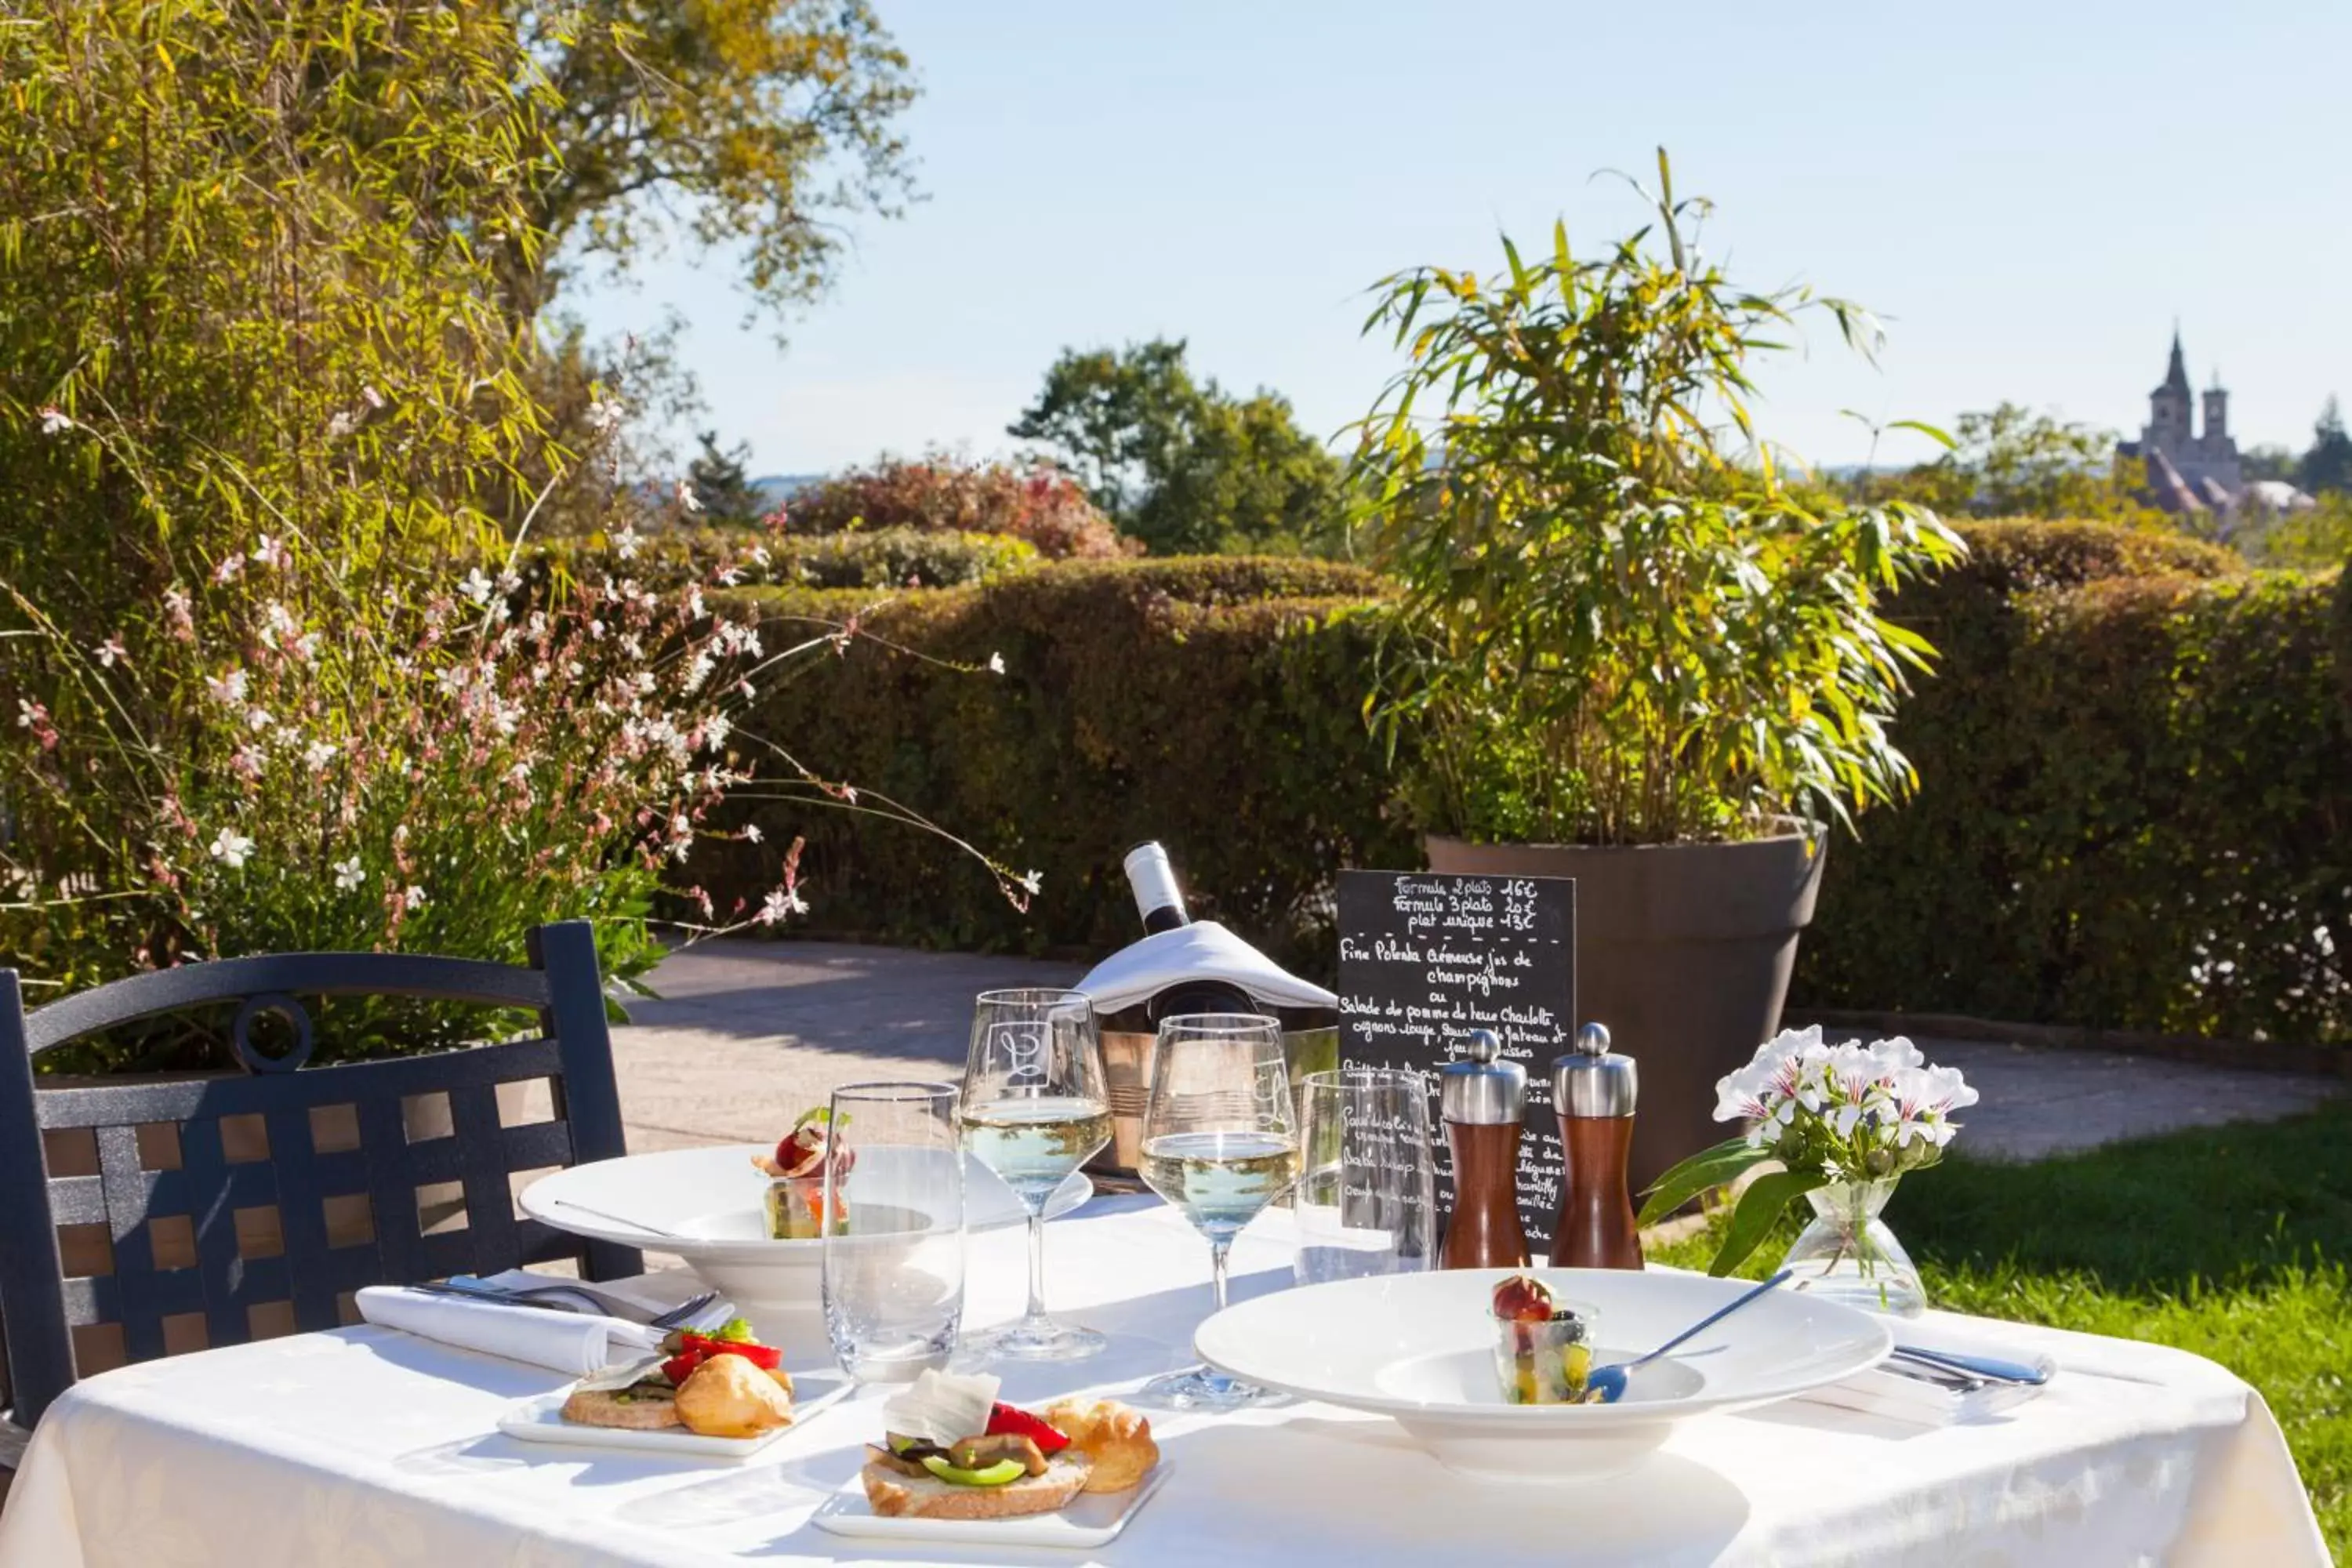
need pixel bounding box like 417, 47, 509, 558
2136, 326, 2241, 511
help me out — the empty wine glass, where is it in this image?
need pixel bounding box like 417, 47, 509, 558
957, 987, 1112, 1362
1294, 1067, 1438, 1284
1136, 1012, 1299, 1410
822, 1081, 965, 1382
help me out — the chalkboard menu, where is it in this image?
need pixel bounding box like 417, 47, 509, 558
1337, 869, 1576, 1254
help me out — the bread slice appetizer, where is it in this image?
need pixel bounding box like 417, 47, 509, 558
858, 1370, 1157, 1520
863, 1452, 1094, 1521
560, 1317, 796, 1439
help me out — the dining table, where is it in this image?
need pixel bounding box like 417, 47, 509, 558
0, 1189, 2327, 1566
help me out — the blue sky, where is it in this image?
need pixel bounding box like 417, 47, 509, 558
570, 0, 2352, 479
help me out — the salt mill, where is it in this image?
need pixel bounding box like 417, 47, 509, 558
1549, 1022, 1643, 1270
1439, 1029, 1530, 1269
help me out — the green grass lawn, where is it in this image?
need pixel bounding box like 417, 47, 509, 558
1646, 1100, 2352, 1555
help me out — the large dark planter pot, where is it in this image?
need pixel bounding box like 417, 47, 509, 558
1425, 827, 1825, 1194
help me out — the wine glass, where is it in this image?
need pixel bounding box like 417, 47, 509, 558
821, 1081, 965, 1382
1294, 1067, 1438, 1285
956, 988, 1112, 1362
1135, 1012, 1300, 1410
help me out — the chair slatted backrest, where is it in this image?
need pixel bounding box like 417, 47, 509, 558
0, 920, 640, 1428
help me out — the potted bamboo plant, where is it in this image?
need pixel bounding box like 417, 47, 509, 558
1349, 151, 1965, 1188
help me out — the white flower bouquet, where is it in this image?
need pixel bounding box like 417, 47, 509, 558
1639, 1026, 1979, 1279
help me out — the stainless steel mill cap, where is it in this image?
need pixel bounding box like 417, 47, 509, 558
1552, 1022, 1637, 1117
1439, 1029, 1526, 1124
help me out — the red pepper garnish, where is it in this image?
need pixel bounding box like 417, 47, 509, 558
674, 1331, 782, 1371
984, 1402, 1070, 1454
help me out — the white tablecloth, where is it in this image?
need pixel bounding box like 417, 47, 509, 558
0, 1195, 2325, 1566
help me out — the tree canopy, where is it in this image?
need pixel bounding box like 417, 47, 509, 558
688, 430, 765, 524
1008, 340, 1347, 554
2299, 397, 2352, 497
1864, 405, 2158, 523
511, 0, 919, 328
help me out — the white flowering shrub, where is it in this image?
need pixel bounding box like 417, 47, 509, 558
0, 5, 1035, 1068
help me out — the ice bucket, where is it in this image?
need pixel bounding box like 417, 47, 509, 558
1075, 916, 1341, 1176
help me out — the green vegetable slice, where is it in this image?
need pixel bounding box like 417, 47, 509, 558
920, 1455, 1025, 1487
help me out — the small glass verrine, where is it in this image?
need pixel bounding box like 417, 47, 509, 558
1490, 1277, 1599, 1405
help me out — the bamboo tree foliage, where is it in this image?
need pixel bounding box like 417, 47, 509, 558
1350, 151, 1967, 846
0, 2, 588, 1006
0, 0, 553, 633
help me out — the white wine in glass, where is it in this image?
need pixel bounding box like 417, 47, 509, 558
1137, 1012, 1300, 1410
956, 988, 1112, 1363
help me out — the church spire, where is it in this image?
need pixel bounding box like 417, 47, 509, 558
2164, 323, 2190, 396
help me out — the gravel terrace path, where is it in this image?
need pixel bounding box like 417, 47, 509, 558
613, 939, 2343, 1161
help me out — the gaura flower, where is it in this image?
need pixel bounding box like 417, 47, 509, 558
95, 637, 128, 668
333, 856, 365, 891
675, 479, 702, 514
459, 568, 495, 605
987, 652, 1007, 675
209, 829, 255, 869
205, 669, 249, 704
402, 885, 428, 910
37, 405, 72, 436
758, 887, 808, 924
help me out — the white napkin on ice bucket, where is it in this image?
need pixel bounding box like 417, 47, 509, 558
1076, 921, 1338, 1015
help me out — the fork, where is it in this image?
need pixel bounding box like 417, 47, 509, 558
416, 1279, 718, 1328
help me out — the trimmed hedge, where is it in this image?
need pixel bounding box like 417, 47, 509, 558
705, 530, 2352, 1044
515, 524, 1038, 592
1795, 557, 2351, 1042
710, 557, 1407, 974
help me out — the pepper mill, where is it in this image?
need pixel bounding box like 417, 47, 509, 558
1439, 1029, 1530, 1269
1549, 1022, 1644, 1270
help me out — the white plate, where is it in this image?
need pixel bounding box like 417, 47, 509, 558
498, 1370, 851, 1461
519, 1148, 1092, 1341
1196, 1268, 1891, 1480
811, 1463, 1171, 1548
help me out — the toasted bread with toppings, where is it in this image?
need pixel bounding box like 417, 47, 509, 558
559, 1385, 682, 1431
860, 1454, 1093, 1520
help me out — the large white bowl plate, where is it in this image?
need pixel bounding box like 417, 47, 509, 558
1195, 1267, 1892, 1479
521, 1145, 1091, 1342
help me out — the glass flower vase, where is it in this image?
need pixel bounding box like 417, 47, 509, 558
1780, 1178, 1926, 1317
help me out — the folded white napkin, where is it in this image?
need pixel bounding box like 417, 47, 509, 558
356, 1273, 668, 1376
1076, 921, 1338, 1015
1797, 1320, 2056, 1428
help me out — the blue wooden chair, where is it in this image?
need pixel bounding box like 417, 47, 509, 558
0, 920, 639, 1429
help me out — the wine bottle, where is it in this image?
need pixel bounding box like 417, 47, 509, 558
1123, 841, 1191, 934
1120, 841, 1258, 1023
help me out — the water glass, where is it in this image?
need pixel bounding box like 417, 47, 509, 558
1294, 1067, 1438, 1285
1135, 1012, 1299, 1410
821, 1081, 965, 1382
958, 987, 1112, 1362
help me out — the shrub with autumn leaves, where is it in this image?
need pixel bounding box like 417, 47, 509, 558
786, 452, 1138, 560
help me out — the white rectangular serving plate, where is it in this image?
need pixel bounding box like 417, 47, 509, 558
498, 1370, 849, 1461
811, 1463, 1171, 1549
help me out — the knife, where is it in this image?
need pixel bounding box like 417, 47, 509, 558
1891, 1343, 2053, 1386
